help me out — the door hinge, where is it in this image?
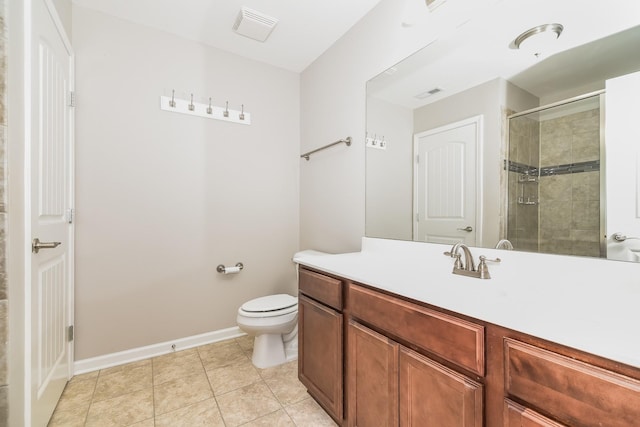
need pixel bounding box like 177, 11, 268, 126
66, 208, 75, 224
69, 91, 76, 107
416, 154, 420, 164
67, 325, 74, 342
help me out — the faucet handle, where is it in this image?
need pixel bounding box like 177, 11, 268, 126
477, 255, 501, 279
443, 251, 463, 270
479, 255, 501, 263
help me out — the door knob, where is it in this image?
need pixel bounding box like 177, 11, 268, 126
32, 238, 61, 254
457, 226, 473, 232
611, 232, 640, 242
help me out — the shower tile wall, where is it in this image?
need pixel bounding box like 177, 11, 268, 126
538, 109, 600, 257
0, 0, 8, 425
507, 116, 539, 251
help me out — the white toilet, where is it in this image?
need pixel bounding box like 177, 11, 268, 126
236, 294, 298, 369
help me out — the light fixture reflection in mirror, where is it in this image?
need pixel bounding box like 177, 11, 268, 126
364, 1, 640, 262
512, 23, 564, 58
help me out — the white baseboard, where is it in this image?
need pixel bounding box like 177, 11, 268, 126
74, 326, 246, 375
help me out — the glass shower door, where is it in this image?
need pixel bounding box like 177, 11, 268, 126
506, 93, 603, 257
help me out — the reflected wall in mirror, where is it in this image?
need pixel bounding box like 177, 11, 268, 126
365, 0, 640, 261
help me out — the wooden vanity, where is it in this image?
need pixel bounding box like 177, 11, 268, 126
297, 265, 640, 426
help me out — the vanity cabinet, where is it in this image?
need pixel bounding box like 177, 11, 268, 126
347, 320, 399, 427
499, 337, 640, 427
297, 265, 640, 427
347, 283, 484, 427
503, 399, 566, 427
298, 268, 344, 423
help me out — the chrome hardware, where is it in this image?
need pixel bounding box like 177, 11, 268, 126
444, 244, 499, 279
207, 97, 213, 115
444, 243, 476, 272
188, 93, 195, 111
443, 251, 463, 270
216, 262, 244, 274
457, 226, 473, 232
32, 238, 61, 254
477, 255, 501, 280
611, 233, 640, 242
300, 137, 352, 161
495, 239, 514, 250
169, 89, 176, 108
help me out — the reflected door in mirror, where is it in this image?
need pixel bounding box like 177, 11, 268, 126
414, 116, 481, 245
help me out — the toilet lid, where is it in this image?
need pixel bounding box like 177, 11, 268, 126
241, 294, 298, 313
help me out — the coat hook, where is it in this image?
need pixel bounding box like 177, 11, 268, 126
239, 104, 245, 121
188, 93, 195, 111
224, 101, 229, 117
207, 97, 213, 115
169, 89, 176, 108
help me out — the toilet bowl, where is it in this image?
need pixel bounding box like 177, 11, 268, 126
236, 294, 298, 369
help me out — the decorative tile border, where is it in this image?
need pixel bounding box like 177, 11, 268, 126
505, 159, 599, 177
539, 160, 600, 177
505, 160, 538, 176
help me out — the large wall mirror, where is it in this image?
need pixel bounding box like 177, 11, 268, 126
365, 0, 640, 262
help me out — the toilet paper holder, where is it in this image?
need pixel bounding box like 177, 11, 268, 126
217, 262, 244, 274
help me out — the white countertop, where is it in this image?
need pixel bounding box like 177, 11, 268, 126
294, 237, 640, 369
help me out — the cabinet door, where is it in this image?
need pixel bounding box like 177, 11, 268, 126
400, 348, 483, 427
347, 321, 399, 427
298, 294, 343, 421
504, 399, 566, 427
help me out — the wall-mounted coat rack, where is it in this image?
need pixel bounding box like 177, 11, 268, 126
160, 90, 251, 125
366, 133, 387, 150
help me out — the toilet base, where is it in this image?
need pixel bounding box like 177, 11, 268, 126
251, 332, 298, 369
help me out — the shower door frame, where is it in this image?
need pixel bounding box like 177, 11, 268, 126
504, 90, 606, 257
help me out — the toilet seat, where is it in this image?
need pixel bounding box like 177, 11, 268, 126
239, 294, 298, 318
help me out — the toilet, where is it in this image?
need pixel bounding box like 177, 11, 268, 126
236, 293, 298, 369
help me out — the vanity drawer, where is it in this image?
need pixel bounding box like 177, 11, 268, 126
348, 284, 484, 376
504, 399, 566, 427
504, 338, 640, 427
299, 268, 343, 311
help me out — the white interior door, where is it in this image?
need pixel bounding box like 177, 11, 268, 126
605, 70, 640, 262
30, 0, 74, 425
414, 116, 482, 245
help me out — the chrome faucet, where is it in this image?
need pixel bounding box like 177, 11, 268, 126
444, 243, 500, 279
495, 239, 514, 250
447, 242, 476, 271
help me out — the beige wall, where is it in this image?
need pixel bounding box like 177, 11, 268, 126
365, 97, 413, 240
73, 6, 300, 360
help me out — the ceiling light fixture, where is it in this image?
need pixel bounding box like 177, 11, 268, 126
513, 23, 564, 57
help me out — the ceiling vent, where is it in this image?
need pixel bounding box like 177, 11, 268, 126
233, 7, 278, 42
415, 87, 444, 99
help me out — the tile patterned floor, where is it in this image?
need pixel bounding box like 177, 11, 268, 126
48, 336, 337, 426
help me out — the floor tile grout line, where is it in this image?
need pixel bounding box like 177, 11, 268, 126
151, 356, 156, 427
197, 342, 229, 426
82, 369, 100, 426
